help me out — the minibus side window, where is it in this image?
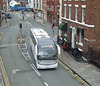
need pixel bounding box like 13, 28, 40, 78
30, 31, 36, 45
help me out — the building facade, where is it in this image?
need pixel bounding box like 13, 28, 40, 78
0, 0, 1, 27
47, 0, 60, 26
61, 0, 100, 62
42, 0, 47, 21
32, 0, 43, 18
0, 0, 7, 27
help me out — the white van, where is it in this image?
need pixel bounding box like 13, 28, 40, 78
30, 28, 60, 69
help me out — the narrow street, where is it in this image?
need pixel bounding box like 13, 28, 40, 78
0, 11, 85, 86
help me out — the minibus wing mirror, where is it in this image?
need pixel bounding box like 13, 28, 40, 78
35, 45, 37, 55
56, 44, 61, 55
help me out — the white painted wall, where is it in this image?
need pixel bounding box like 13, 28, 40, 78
71, 27, 76, 48
9, 0, 20, 6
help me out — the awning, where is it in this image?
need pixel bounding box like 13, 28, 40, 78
59, 22, 67, 31
34, 10, 38, 12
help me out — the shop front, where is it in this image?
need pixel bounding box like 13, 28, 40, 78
58, 22, 67, 46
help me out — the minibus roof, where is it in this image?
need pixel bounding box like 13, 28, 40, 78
37, 37, 54, 45
31, 28, 48, 36
31, 28, 55, 45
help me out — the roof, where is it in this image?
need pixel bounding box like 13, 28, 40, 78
31, 28, 49, 36
31, 28, 55, 45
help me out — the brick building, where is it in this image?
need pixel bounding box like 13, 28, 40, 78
42, 0, 47, 21
0, 0, 1, 27
32, 0, 43, 17
0, 0, 7, 27
47, 0, 60, 26
60, 0, 100, 62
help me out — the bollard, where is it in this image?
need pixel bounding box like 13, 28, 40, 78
88, 45, 93, 63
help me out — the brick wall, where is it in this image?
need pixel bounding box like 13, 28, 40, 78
62, 0, 100, 59
43, 0, 47, 20
47, 0, 59, 25
0, 0, 1, 27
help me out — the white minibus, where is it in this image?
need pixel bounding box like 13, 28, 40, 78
30, 28, 60, 69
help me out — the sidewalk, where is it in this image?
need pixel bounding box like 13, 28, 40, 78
0, 19, 10, 86
29, 14, 100, 86
0, 19, 10, 29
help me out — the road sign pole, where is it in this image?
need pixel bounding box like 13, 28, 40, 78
19, 23, 22, 36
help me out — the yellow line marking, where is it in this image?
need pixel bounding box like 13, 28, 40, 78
8, 20, 10, 27
0, 32, 4, 41
0, 56, 10, 86
58, 60, 90, 86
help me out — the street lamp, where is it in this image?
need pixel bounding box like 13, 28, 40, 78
57, 3, 60, 43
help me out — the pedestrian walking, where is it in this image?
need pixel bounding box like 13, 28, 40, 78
5, 13, 7, 23
23, 15, 24, 20
1, 13, 5, 20
22, 11, 25, 20
33, 12, 36, 20
52, 18, 56, 28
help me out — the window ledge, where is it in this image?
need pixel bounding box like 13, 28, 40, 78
62, 17, 94, 27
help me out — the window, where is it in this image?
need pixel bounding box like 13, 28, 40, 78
48, 5, 49, 10
69, 4, 71, 19
75, 5, 78, 21
75, 0, 78, 1
79, 31, 82, 43
52, 5, 54, 11
30, 31, 36, 45
82, 5, 86, 23
40, 3, 41, 8
64, 4, 67, 18
34, 3, 35, 8
37, 3, 38, 8
82, 0, 86, 1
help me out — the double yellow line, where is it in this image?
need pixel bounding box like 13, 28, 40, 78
0, 32, 4, 41
58, 60, 90, 86
0, 56, 10, 86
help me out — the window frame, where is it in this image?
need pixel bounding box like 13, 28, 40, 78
64, 4, 67, 18
75, 5, 79, 21
82, 5, 86, 23
68, 4, 71, 19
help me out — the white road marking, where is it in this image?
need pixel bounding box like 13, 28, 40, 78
15, 12, 22, 19
21, 43, 27, 49
25, 43, 27, 49
18, 44, 21, 50
44, 82, 49, 86
25, 21, 33, 27
21, 52, 28, 60
12, 69, 20, 74
27, 51, 31, 60
30, 63, 41, 76
0, 44, 18, 48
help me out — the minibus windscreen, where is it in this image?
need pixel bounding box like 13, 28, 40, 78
37, 45, 57, 59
